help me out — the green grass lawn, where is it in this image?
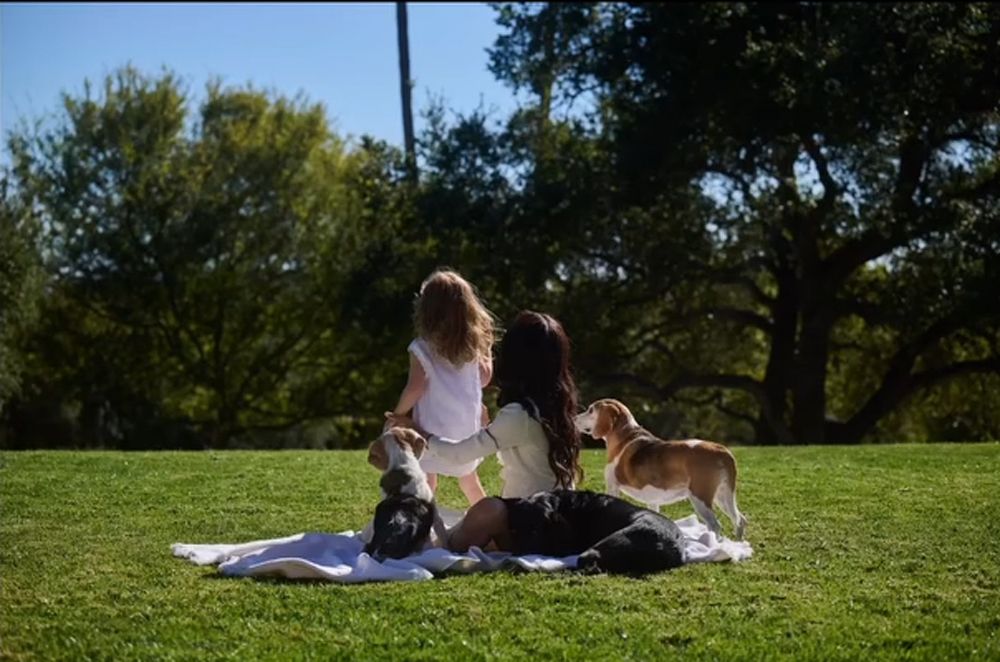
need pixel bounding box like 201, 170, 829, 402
2, 445, 999, 661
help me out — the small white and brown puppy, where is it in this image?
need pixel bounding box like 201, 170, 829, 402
574, 399, 747, 540
362, 427, 448, 559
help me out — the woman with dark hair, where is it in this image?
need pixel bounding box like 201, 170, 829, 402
488, 309, 583, 493
385, 310, 584, 549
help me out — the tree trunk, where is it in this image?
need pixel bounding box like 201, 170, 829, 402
396, 2, 417, 182
754, 227, 798, 445
754, 275, 796, 446
791, 304, 832, 444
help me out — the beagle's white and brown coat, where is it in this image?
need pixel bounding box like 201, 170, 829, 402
362, 427, 449, 557
575, 399, 747, 539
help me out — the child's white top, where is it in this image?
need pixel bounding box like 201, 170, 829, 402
409, 338, 484, 477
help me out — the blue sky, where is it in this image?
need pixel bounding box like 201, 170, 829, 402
1, 2, 519, 155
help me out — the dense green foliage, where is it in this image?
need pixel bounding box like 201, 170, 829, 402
2, 446, 999, 660
3, 70, 427, 449
483, 2, 1000, 444
0, 177, 44, 413
2, 3, 999, 448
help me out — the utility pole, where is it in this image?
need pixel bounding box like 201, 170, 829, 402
396, 2, 417, 182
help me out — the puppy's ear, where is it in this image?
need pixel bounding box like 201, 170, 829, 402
591, 403, 619, 440
392, 427, 427, 459
367, 437, 389, 471
409, 433, 427, 459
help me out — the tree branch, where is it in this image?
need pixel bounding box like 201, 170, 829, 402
712, 272, 776, 309
830, 297, 895, 326
594, 370, 765, 402
711, 396, 757, 426
840, 308, 998, 441
699, 306, 773, 332
909, 357, 1000, 393
823, 134, 931, 285
670, 390, 756, 428
802, 134, 840, 212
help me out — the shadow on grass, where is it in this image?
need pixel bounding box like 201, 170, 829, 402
194, 564, 678, 586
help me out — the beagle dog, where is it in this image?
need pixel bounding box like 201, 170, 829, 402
574, 399, 747, 540
362, 427, 449, 560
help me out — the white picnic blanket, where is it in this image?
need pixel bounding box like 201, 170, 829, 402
171, 512, 753, 583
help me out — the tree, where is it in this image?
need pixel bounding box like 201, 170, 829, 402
489, 3, 1000, 443
7, 67, 403, 445
0, 175, 44, 415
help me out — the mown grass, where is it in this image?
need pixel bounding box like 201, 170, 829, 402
1, 445, 998, 661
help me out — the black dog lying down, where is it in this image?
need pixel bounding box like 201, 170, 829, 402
502, 490, 686, 574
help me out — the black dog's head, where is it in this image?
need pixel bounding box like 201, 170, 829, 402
364, 494, 436, 561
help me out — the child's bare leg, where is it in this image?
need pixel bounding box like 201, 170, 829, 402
458, 471, 487, 505
426, 473, 438, 493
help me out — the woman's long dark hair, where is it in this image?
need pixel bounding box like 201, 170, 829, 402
494, 311, 582, 489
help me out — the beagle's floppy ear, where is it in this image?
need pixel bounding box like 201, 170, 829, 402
367, 436, 389, 471
391, 427, 427, 459
590, 402, 620, 440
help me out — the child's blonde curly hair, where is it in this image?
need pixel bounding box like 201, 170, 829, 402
414, 269, 496, 366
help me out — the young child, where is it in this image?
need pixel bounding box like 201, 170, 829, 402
390, 269, 494, 505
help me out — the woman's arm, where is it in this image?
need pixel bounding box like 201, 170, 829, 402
425, 405, 526, 465
392, 353, 428, 416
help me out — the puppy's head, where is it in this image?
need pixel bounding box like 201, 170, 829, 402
573, 399, 634, 440
390, 426, 427, 459
366, 427, 428, 471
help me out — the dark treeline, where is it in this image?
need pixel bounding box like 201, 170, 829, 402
2, 3, 998, 449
